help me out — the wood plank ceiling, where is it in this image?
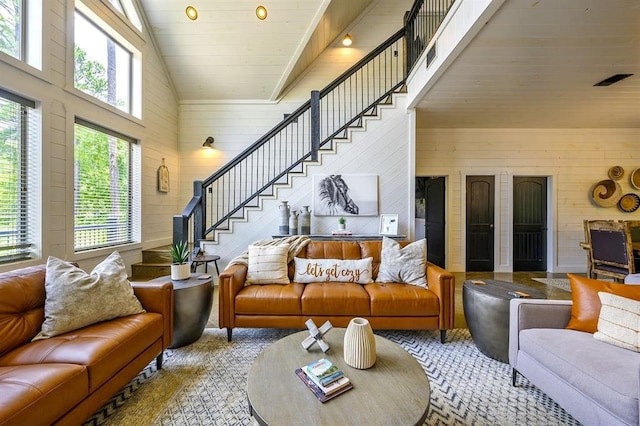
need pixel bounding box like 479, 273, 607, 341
138, 0, 640, 128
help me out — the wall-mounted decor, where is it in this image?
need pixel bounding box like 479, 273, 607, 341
157, 158, 169, 193
618, 193, 640, 213
608, 165, 624, 180
313, 174, 378, 216
379, 214, 399, 235
591, 179, 621, 207
632, 168, 640, 190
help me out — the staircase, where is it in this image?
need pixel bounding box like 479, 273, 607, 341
131, 245, 172, 280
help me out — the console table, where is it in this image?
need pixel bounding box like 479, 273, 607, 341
272, 234, 406, 241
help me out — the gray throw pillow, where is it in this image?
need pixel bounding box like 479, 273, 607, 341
33, 251, 145, 341
376, 237, 427, 287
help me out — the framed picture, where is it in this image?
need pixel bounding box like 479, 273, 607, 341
379, 214, 398, 235
313, 174, 378, 216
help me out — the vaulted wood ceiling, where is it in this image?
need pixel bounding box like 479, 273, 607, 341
138, 0, 640, 128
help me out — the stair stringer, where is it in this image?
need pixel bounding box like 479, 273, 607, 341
201, 93, 411, 270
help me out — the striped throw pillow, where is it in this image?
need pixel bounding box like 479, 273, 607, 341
593, 292, 640, 352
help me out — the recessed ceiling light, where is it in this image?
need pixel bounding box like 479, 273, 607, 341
594, 74, 633, 86
256, 6, 267, 20
186, 6, 198, 21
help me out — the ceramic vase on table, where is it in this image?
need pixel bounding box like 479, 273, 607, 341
289, 210, 299, 235
170, 263, 190, 280
343, 317, 376, 369
299, 206, 311, 235
279, 201, 290, 235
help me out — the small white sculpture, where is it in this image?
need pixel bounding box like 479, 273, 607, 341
301, 319, 333, 353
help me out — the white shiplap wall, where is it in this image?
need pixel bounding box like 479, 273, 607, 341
199, 95, 411, 268
416, 128, 640, 273
0, 0, 179, 273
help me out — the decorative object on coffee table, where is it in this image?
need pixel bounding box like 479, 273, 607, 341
301, 318, 333, 352
343, 317, 376, 369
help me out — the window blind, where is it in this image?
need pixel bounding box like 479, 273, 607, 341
0, 89, 38, 263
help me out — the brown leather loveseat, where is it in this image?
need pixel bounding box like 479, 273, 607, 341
0, 264, 173, 426
219, 240, 455, 342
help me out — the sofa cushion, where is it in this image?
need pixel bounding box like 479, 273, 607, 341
0, 364, 88, 426
0, 265, 46, 357
594, 292, 640, 352
246, 244, 290, 285
1, 313, 163, 392
301, 283, 370, 316
566, 273, 640, 333
235, 284, 304, 315
520, 328, 639, 425
376, 237, 427, 287
34, 252, 145, 340
293, 257, 373, 284
365, 283, 440, 316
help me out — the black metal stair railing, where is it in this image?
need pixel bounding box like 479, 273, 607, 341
173, 0, 455, 245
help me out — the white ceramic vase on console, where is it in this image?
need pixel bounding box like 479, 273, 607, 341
343, 317, 376, 369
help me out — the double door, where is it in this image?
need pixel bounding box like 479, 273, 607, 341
465, 176, 547, 271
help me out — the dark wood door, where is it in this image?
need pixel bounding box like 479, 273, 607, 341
424, 177, 445, 268
466, 176, 494, 271
513, 177, 547, 271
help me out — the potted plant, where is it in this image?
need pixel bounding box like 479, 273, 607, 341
169, 240, 191, 280
338, 217, 346, 231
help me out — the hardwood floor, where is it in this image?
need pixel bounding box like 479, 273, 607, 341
452, 271, 574, 329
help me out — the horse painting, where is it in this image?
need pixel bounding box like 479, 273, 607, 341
317, 175, 360, 215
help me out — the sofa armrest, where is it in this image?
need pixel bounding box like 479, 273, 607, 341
218, 264, 248, 330
508, 299, 572, 367
132, 281, 174, 351
425, 262, 455, 330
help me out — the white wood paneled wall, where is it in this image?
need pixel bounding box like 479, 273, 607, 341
416, 128, 640, 273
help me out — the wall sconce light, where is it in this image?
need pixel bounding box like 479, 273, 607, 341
202, 136, 214, 149
185, 6, 198, 21
342, 34, 353, 47
256, 6, 268, 20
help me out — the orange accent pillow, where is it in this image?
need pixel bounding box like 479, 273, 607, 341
566, 273, 640, 333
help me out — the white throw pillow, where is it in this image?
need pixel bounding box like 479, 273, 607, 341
593, 292, 640, 352
376, 237, 427, 287
246, 244, 290, 285
293, 257, 373, 284
34, 251, 145, 341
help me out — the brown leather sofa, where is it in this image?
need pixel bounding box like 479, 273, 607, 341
0, 264, 174, 426
219, 240, 455, 342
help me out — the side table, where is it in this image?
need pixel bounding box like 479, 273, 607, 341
148, 274, 213, 348
463, 279, 546, 363
191, 254, 220, 275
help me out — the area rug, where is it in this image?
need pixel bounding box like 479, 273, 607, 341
85, 328, 579, 426
532, 277, 571, 292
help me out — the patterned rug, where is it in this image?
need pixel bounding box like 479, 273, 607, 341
532, 277, 571, 292
85, 328, 579, 426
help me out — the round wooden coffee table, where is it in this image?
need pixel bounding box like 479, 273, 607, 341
247, 328, 430, 425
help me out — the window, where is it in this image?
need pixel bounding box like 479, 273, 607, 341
0, 0, 23, 60
74, 119, 139, 252
74, 11, 133, 114
0, 89, 38, 263
0, 0, 42, 68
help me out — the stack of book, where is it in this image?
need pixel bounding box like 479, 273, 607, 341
295, 358, 353, 402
